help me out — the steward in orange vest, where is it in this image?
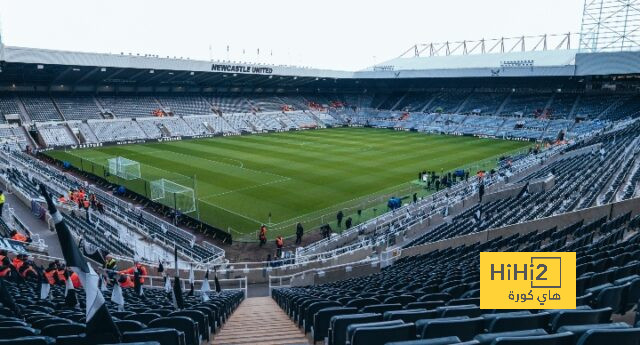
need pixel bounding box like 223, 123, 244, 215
44, 262, 58, 285
118, 274, 135, 288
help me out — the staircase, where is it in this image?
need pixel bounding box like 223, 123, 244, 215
212, 297, 309, 345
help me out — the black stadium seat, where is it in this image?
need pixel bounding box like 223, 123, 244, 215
125, 313, 162, 325
576, 328, 640, 345
385, 336, 462, 345
311, 306, 357, 343
115, 320, 147, 332
383, 309, 438, 322
122, 328, 185, 345
549, 308, 612, 332
169, 310, 209, 341
473, 329, 549, 345
350, 323, 416, 345
0, 326, 38, 339
486, 312, 550, 332
0, 336, 56, 345
557, 322, 632, 343
148, 317, 199, 345
40, 323, 86, 337
416, 316, 484, 341
361, 304, 403, 314
492, 332, 573, 345
329, 313, 381, 345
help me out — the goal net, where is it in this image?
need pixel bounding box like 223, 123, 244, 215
150, 179, 196, 213
107, 157, 141, 180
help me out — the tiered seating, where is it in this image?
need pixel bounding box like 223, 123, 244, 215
53, 96, 102, 120
459, 92, 507, 115
21, 95, 63, 121
315, 112, 341, 126
248, 96, 285, 112
135, 118, 163, 138
36, 124, 77, 147
546, 93, 579, 118
157, 95, 213, 116
0, 272, 243, 345
425, 91, 470, 113
86, 119, 148, 142
343, 94, 375, 109
221, 114, 255, 132
287, 111, 318, 128
70, 122, 100, 144
4, 150, 225, 262
207, 95, 252, 113
182, 115, 236, 135
274, 212, 640, 345
573, 94, 622, 119
160, 117, 197, 136
0, 126, 32, 150
456, 116, 505, 136
99, 95, 159, 118
422, 114, 466, 133
396, 93, 435, 112
600, 95, 640, 121
408, 121, 640, 248
64, 211, 135, 257
0, 94, 22, 121
279, 95, 309, 110
499, 93, 552, 117
378, 93, 405, 110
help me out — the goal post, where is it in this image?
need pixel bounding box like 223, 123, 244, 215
150, 178, 197, 213
107, 157, 141, 180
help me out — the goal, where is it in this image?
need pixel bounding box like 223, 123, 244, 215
107, 157, 141, 180
150, 178, 196, 213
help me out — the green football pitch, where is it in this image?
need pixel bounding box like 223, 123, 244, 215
46, 128, 530, 241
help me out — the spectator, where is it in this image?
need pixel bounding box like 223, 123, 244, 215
336, 210, 344, 228
259, 225, 267, 247
104, 255, 117, 270
9, 230, 31, 243
0, 190, 4, 217
295, 223, 303, 245
275, 235, 284, 258
345, 217, 352, 230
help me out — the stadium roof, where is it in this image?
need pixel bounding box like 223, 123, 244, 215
1, 44, 640, 89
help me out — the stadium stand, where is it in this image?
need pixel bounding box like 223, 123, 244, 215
98, 95, 160, 118
546, 93, 580, 119
0, 94, 22, 122
273, 209, 640, 345
156, 94, 213, 116
53, 96, 103, 120
20, 95, 63, 122
86, 119, 148, 142
425, 91, 470, 114
499, 92, 552, 117
459, 92, 508, 115
207, 95, 253, 114
36, 123, 77, 147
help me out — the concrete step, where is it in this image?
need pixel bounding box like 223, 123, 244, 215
212, 296, 309, 345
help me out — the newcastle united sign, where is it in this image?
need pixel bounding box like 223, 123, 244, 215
211, 64, 273, 74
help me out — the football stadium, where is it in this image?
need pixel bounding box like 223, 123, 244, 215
0, 0, 640, 344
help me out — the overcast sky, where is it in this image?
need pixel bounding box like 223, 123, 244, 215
0, 0, 584, 71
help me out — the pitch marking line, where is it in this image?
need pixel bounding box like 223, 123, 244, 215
199, 177, 292, 198
140, 148, 290, 180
